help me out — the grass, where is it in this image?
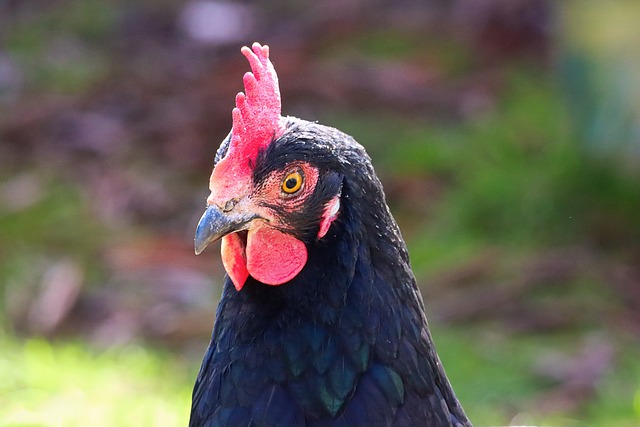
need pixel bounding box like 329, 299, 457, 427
0, 335, 194, 427
435, 328, 640, 427
1, 330, 639, 427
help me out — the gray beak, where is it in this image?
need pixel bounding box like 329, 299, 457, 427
194, 204, 256, 255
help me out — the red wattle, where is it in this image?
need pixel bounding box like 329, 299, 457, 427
221, 233, 249, 291
246, 223, 307, 286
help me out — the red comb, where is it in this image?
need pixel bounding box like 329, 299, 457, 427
232, 43, 285, 152
208, 43, 286, 205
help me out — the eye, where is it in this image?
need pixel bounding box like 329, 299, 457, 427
281, 171, 303, 194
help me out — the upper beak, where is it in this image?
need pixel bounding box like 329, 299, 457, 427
194, 204, 257, 255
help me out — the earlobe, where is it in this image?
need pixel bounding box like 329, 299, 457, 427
318, 195, 341, 239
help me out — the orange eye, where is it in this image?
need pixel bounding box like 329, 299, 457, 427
282, 171, 303, 194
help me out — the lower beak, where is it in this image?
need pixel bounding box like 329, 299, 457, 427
194, 204, 256, 255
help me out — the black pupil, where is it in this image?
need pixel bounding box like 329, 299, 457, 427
285, 177, 298, 190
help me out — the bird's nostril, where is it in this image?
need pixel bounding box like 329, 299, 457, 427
223, 199, 238, 212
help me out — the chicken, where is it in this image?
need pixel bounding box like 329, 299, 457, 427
190, 43, 471, 427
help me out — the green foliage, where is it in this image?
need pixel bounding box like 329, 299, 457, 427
4, 0, 115, 94
349, 28, 473, 75
328, 68, 640, 275
0, 178, 106, 325
0, 180, 102, 254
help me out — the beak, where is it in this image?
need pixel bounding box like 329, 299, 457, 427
194, 204, 257, 255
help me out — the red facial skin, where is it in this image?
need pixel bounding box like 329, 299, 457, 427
213, 162, 338, 291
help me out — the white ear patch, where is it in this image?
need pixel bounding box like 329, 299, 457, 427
318, 195, 341, 239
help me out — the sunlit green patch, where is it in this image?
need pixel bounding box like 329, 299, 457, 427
0, 336, 194, 427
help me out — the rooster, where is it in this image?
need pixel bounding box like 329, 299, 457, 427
191, 43, 471, 427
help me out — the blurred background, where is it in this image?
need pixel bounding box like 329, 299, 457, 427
1, 0, 640, 426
